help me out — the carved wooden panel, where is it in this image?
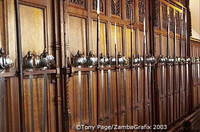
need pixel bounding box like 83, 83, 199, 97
110, 25, 122, 56
68, 72, 97, 131
20, 4, 45, 55
68, 16, 87, 55
23, 75, 57, 132
111, 0, 121, 16
6, 77, 21, 132
70, 0, 86, 8
91, 21, 107, 55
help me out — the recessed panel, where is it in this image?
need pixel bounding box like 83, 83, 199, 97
125, 28, 136, 57
20, 5, 45, 55
68, 16, 86, 55
111, 25, 122, 56
91, 21, 107, 55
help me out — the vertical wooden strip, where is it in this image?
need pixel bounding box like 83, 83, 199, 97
15, 0, 25, 130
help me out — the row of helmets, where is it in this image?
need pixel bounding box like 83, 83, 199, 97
23, 49, 55, 70
0, 48, 55, 72
71, 50, 194, 67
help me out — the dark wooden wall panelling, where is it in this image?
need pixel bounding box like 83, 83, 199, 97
191, 39, 200, 110
64, 0, 194, 132
0, 0, 200, 132
0, 0, 61, 132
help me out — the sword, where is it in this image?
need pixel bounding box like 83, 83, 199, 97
77, 71, 83, 127
166, 7, 170, 124
42, 73, 48, 132
0, 77, 6, 131
29, 75, 35, 132
88, 71, 93, 124
130, 0, 134, 125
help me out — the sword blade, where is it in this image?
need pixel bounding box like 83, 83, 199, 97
42, 73, 48, 132
29, 75, 35, 132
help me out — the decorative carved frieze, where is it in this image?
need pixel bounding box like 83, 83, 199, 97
70, 0, 86, 8
111, 0, 121, 16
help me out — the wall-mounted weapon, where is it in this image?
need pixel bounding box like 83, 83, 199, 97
86, 51, 98, 67
0, 48, 14, 72
39, 49, 55, 70
71, 50, 87, 67
23, 49, 55, 71
23, 51, 39, 70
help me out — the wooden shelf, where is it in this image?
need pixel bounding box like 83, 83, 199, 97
71, 65, 131, 72
0, 71, 16, 78
23, 69, 56, 76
